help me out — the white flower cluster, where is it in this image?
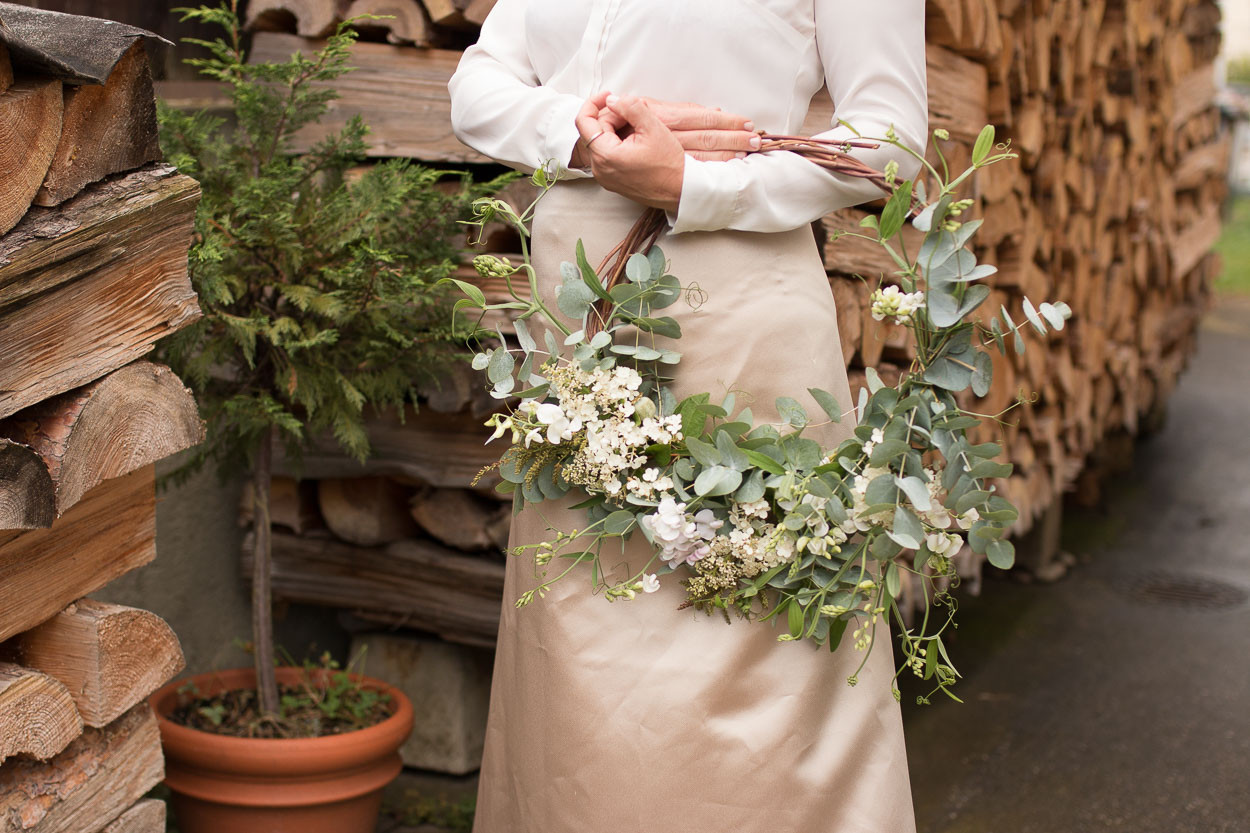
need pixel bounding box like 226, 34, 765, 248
870, 286, 925, 324
516, 362, 683, 500
642, 497, 723, 566
724, 499, 794, 574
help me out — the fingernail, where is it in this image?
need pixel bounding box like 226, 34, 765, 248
749, 135, 761, 150
606, 94, 619, 106
735, 152, 747, 159
744, 121, 754, 131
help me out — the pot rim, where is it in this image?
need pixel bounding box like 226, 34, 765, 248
151, 666, 414, 776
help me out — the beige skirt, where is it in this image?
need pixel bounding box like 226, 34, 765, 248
472, 180, 915, 833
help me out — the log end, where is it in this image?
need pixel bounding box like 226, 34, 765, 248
0, 79, 64, 235
0, 662, 85, 764
0, 438, 56, 530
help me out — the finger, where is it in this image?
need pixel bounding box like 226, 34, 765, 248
576, 95, 618, 146
674, 129, 762, 154
656, 105, 753, 132
605, 95, 669, 137
688, 151, 747, 162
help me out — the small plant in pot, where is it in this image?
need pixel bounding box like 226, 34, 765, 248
149, 4, 507, 831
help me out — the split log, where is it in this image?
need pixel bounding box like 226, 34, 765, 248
0, 79, 63, 235
0, 3, 168, 85
0, 362, 203, 520
0, 599, 185, 728
0, 165, 201, 420
252, 530, 505, 647
0, 438, 55, 531
345, 0, 431, 44
33, 41, 162, 207
0, 704, 163, 833
0, 663, 83, 764
239, 476, 321, 534
245, 0, 344, 38
409, 487, 508, 552
275, 406, 500, 489
462, 0, 496, 25
317, 476, 418, 546
247, 32, 488, 162
0, 466, 156, 643
419, 0, 464, 25
0, 43, 12, 92
97, 801, 164, 833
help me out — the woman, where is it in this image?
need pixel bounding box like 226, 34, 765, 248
449, 3, 927, 830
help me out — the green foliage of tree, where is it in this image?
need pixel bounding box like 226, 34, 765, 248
157, 1, 511, 717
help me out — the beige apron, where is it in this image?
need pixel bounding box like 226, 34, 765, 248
472, 179, 916, 833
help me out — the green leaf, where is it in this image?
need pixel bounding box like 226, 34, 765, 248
776, 396, 808, 428
972, 124, 995, 165
486, 348, 514, 384
807, 387, 842, 422
744, 448, 786, 475
684, 436, 721, 466
448, 279, 485, 308
895, 475, 933, 511
575, 239, 613, 303
625, 252, 651, 283
971, 350, 993, 397
694, 465, 742, 497
513, 317, 536, 353
986, 538, 1015, 569
735, 469, 766, 503
603, 510, 635, 535
787, 600, 804, 639
864, 473, 898, 506
1021, 297, 1048, 335
715, 432, 750, 471
885, 562, 902, 597
888, 505, 923, 549
878, 180, 914, 241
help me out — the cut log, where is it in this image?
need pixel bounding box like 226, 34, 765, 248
247, 32, 487, 162
409, 487, 508, 552
97, 801, 164, 833
0, 3, 168, 85
419, 0, 463, 25
239, 476, 321, 534
0, 165, 201, 420
252, 531, 505, 647
245, 0, 345, 37
0, 703, 163, 833
33, 41, 162, 207
0, 466, 156, 643
0, 362, 203, 520
0, 438, 55, 531
317, 476, 418, 546
462, 0, 496, 25
275, 406, 500, 489
0, 663, 83, 764
0, 599, 185, 728
0, 79, 63, 235
345, 0, 431, 44
0, 43, 12, 93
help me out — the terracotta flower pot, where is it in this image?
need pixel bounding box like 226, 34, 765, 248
151, 666, 414, 833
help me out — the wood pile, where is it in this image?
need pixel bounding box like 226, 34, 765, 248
207, 0, 1228, 638
0, 7, 203, 831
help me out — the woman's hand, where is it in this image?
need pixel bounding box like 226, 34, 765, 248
574, 93, 687, 214
571, 95, 759, 168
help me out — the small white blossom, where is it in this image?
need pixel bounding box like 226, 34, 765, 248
641, 574, 660, 594
870, 285, 925, 324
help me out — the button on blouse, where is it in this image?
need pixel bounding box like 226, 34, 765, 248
448, 0, 928, 234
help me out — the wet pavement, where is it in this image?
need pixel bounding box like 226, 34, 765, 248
904, 295, 1250, 833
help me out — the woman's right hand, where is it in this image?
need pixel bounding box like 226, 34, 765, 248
570, 94, 760, 168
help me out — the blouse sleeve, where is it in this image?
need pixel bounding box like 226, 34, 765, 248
447, 0, 589, 177
669, 0, 929, 235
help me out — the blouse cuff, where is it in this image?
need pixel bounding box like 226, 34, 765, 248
540, 94, 593, 179
669, 155, 745, 234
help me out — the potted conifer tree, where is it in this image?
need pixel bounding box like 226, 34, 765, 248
147, 5, 506, 831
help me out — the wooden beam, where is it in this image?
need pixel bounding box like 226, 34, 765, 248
0, 361, 203, 520
0, 704, 164, 833
0, 466, 156, 643
248, 32, 487, 162
0, 662, 83, 764
1, 600, 185, 728
0, 165, 201, 420
253, 530, 505, 647
97, 801, 164, 833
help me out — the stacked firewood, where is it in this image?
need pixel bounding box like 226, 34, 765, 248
203, 0, 1227, 633
0, 6, 204, 830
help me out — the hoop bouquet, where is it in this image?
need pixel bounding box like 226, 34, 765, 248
447, 124, 1069, 702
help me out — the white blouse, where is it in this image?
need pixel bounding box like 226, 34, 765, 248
448, 0, 928, 235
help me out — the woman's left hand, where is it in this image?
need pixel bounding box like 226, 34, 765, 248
575, 92, 686, 214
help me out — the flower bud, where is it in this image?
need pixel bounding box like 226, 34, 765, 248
633, 396, 657, 420
473, 254, 514, 279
